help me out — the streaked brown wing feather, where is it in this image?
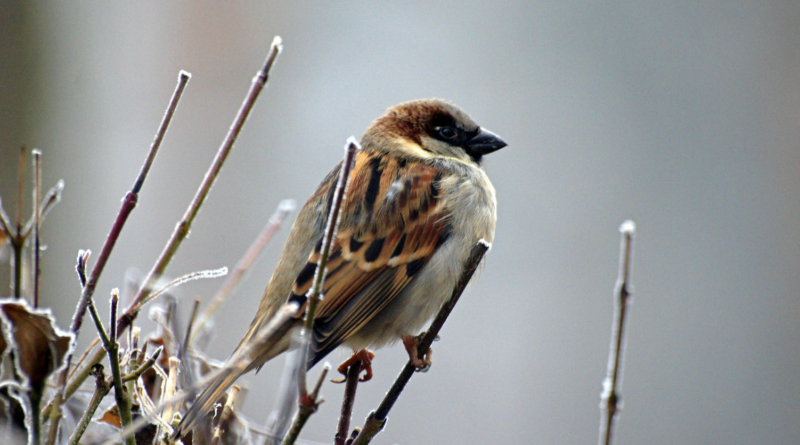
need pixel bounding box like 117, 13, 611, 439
289, 150, 451, 366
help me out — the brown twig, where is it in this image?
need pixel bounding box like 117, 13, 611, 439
334, 360, 362, 445
11, 146, 26, 299
117, 36, 284, 339
123, 346, 163, 383
32, 149, 41, 308
123, 302, 304, 445
66, 364, 112, 445
351, 240, 491, 445
598, 220, 636, 445
280, 365, 330, 445
190, 199, 295, 344
280, 138, 358, 445
43, 71, 191, 441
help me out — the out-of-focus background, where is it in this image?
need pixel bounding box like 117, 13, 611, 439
2, 2, 799, 444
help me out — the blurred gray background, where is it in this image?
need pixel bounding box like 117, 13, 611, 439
2, 2, 799, 444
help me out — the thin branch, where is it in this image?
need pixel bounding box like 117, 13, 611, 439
12, 146, 26, 299
133, 70, 191, 194
598, 220, 636, 445
123, 346, 163, 383
334, 360, 362, 445
129, 267, 228, 315
180, 298, 201, 361
280, 365, 330, 445
120, 301, 304, 444
68, 337, 100, 380
21, 179, 64, 238
66, 365, 111, 445
212, 384, 241, 445
191, 199, 295, 343
117, 36, 284, 339
0, 195, 12, 238
43, 70, 191, 433
108, 291, 137, 445
351, 240, 491, 445
281, 138, 357, 445
32, 149, 41, 308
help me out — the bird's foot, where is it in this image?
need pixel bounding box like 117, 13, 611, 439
332, 349, 375, 383
403, 333, 433, 372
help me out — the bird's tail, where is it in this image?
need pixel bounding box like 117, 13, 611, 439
172, 302, 300, 439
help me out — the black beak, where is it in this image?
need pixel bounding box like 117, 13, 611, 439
466, 128, 507, 161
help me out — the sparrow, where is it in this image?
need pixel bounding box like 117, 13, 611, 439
174, 98, 506, 438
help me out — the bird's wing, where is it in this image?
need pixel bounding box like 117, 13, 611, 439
288, 150, 452, 366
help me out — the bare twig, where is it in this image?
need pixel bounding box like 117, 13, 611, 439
66, 364, 112, 445
11, 146, 26, 299
123, 346, 163, 383
212, 384, 241, 445
16, 146, 25, 232
280, 365, 330, 445
161, 357, 181, 430
280, 138, 357, 445
68, 337, 100, 380
119, 301, 304, 444
0, 195, 12, 238
105, 291, 137, 445
43, 71, 191, 438
351, 240, 491, 445
129, 266, 228, 314
598, 220, 636, 445
32, 149, 41, 308
117, 36, 284, 339
180, 299, 201, 361
334, 360, 362, 445
191, 199, 295, 343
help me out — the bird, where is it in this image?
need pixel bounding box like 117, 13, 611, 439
173, 98, 506, 438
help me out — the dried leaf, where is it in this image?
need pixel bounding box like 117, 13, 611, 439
98, 404, 122, 428
0, 299, 73, 393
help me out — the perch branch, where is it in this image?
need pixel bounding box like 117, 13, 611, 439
334, 360, 362, 445
351, 239, 491, 445
280, 138, 357, 445
598, 220, 636, 445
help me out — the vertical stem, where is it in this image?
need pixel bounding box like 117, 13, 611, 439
32, 150, 42, 308
335, 361, 362, 445
598, 220, 636, 445
13, 146, 25, 299
12, 239, 23, 299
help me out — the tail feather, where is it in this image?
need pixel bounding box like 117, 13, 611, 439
172, 303, 301, 439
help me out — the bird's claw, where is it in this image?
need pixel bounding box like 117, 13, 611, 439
333, 349, 375, 383
403, 334, 433, 372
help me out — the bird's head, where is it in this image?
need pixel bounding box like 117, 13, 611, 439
363, 98, 507, 165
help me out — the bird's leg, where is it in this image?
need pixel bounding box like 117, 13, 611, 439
332, 349, 375, 383
403, 333, 433, 372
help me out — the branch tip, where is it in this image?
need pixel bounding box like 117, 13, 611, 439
619, 220, 635, 236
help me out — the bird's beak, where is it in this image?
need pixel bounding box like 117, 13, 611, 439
466, 128, 507, 158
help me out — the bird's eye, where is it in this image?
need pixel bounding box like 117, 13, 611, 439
438, 126, 458, 139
